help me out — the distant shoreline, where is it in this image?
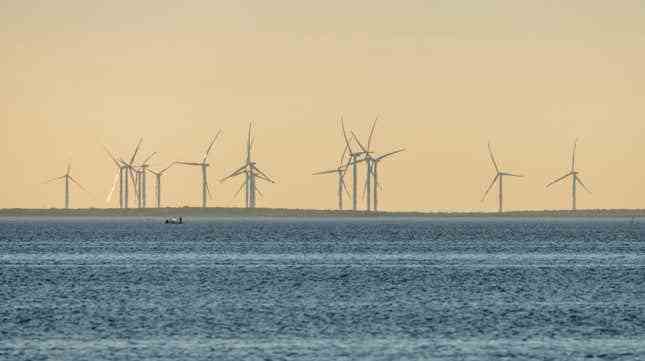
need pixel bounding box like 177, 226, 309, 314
1, 207, 644, 218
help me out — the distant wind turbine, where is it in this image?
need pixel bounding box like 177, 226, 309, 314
370, 148, 405, 212
104, 139, 142, 209
221, 122, 275, 208
546, 139, 591, 211
481, 142, 524, 213
350, 118, 404, 212
147, 162, 175, 208
312, 145, 352, 210
42, 163, 90, 209
176, 131, 222, 208
340, 117, 368, 211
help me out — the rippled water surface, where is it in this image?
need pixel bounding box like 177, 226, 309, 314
1, 217, 644, 360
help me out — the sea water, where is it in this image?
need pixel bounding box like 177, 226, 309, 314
0, 217, 643, 360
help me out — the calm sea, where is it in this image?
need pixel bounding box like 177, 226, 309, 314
0, 217, 643, 360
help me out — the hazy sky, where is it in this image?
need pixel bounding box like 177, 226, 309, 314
2, 1, 644, 211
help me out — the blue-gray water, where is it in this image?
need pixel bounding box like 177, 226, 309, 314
1, 217, 644, 360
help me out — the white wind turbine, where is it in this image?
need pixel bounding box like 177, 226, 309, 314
221, 122, 276, 208
481, 142, 524, 213
104, 139, 142, 209
42, 163, 90, 209
340, 117, 368, 211
350, 118, 405, 212
312, 145, 352, 210
147, 162, 175, 208
370, 149, 405, 212
546, 139, 591, 211
176, 131, 222, 208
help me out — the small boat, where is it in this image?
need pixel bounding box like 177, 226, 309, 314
165, 217, 183, 224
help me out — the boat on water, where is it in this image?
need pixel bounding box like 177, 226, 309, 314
165, 217, 183, 224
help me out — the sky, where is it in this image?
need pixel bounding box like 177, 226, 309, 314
1, 1, 644, 211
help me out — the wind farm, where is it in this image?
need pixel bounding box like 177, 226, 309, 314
24, 118, 633, 217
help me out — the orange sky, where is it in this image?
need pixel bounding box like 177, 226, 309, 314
2, 1, 644, 211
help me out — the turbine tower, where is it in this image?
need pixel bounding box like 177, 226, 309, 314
42, 163, 89, 209
221, 122, 276, 208
176, 131, 222, 208
546, 139, 591, 211
312, 145, 351, 210
135, 152, 156, 208
147, 162, 175, 208
481, 142, 524, 213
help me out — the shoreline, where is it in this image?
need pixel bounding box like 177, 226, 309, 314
1, 207, 645, 218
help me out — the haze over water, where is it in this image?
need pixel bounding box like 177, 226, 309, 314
1, 217, 643, 360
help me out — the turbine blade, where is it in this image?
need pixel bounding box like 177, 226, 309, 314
206, 183, 213, 200
176, 162, 202, 166
232, 180, 246, 200
367, 117, 377, 151
340, 116, 354, 154
129, 138, 143, 165
255, 185, 264, 198
42, 175, 66, 184
252, 165, 275, 183
342, 179, 351, 199
313, 169, 339, 175
576, 175, 592, 194
70, 176, 90, 194
221, 165, 247, 182
106, 171, 119, 203
103, 145, 121, 168
362, 175, 369, 200
160, 162, 175, 174
351, 131, 368, 154
142, 151, 157, 165
546, 172, 573, 188
487, 141, 499, 172
67, 163, 71, 175
377, 148, 405, 161
248, 122, 253, 152
571, 138, 578, 171
481, 174, 499, 202
202, 130, 222, 163
338, 144, 348, 167
504, 173, 525, 178
254, 172, 272, 183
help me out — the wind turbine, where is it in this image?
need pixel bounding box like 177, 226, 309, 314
42, 163, 90, 209
546, 139, 591, 211
312, 145, 351, 210
176, 131, 222, 208
481, 142, 524, 213
147, 162, 175, 208
221, 122, 276, 208
371, 148, 405, 212
104, 139, 142, 209
340, 117, 368, 211
350, 118, 404, 212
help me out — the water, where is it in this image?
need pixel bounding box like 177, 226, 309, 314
0, 217, 643, 360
